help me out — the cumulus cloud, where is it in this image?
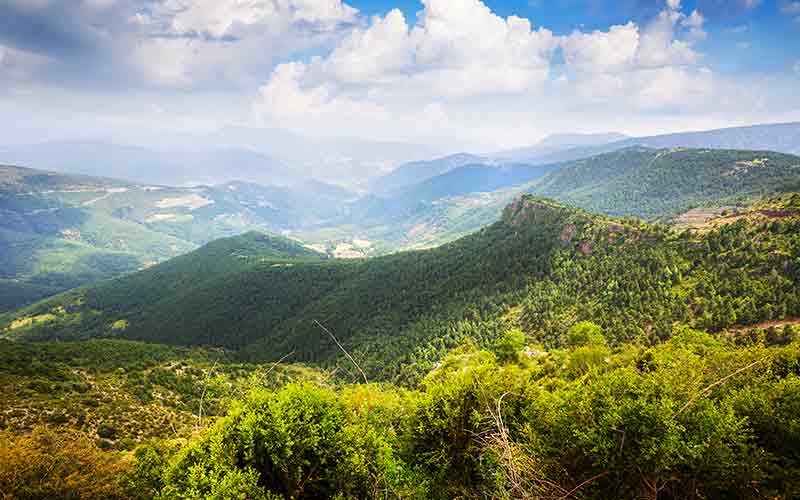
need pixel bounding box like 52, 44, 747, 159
558, 0, 712, 112
253, 0, 558, 136
0, 0, 360, 88
137, 0, 357, 40
129, 0, 360, 87
561, 22, 640, 73
247, 0, 743, 144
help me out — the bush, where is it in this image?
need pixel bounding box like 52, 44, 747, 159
566, 321, 606, 347
0, 427, 130, 500
161, 384, 415, 499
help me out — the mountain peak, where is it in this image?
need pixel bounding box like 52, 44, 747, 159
537, 132, 628, 148
501, 195, 582, 227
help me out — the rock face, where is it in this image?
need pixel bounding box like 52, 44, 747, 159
501, 195, 638, 256
501, 196, 578, 228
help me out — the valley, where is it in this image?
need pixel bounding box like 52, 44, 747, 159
2, 122, 800, 500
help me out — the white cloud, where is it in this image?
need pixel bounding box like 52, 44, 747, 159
253, 0, 559, 127
243, 0, 798, 147
254, 61, 387, 122
558, 0, 711, 111
325, 9, 413, 84
130, 0, 358, 87
252, 0, 564, 143
634, 66, 714, 109
636, 7, 701, 68
562, 22, 639, 73
141, 0, 357, 39
682, 10, 707, 41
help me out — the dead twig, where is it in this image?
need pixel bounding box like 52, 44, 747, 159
262, 351, 295, 384
675, 357, 767, 416
196, 360, 218, 430
314, 320, 368, 384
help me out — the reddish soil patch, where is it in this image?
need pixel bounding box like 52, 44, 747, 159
729, 318, 800, 332
560, 224, 576, 242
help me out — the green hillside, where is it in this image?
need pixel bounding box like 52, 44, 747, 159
0, 165, 354, 311
6, 194, 799, 384
2, 194, 799, 500
531, 147, 800, 219
303, 148, 800, 252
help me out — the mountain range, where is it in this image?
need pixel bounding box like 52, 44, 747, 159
3, 121, 800, 313
4, 193, 798, 382
494, 121, 800, 165
4, 121, 800, 500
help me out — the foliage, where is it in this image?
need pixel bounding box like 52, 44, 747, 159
566, 321, 605, 347
0, 426, 131, 499
92, 335, 800, 499
6, 194, 799, 388
159, 383, 417, 500
0, 339, 327, 446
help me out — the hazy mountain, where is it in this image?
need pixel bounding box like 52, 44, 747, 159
536, 132, 630, 148
209, 126, 447, 185
509, 122, 800, 166
321, 148, 800, 251
493, 132, 628, 162
368, 153, 489, 194
352, 162, 559, 225
0, 141, 295, 187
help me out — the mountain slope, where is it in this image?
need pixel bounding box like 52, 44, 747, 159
0, 142, 295, 187
0, 165, 355, 311
369, 153, 487, 194
314, 148, 800, 252
510, 122, 800, 165
530, 147, 800, 219
493, 132, 628, 163
5, 194, 799, 383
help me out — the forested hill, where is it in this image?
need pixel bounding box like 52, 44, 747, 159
324, 148, 800, 253
530, 147, 800, 219
3, 194, 799, 382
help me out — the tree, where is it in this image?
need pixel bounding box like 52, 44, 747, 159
566, 321, 606, 347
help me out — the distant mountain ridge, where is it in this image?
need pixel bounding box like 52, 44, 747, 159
0, 142, 294, 187
326, 147, 800, 250
502, 122, 800, 165
368, 153, 489, 194
492, 132, 629, 162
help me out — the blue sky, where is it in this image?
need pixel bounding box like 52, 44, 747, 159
0, 0, 798, 150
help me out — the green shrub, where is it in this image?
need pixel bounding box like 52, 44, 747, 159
566, 321, 606, 347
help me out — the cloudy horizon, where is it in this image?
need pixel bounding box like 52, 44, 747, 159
1, 0, 799, 152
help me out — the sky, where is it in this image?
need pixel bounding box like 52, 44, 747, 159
1, 0, 799, 151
